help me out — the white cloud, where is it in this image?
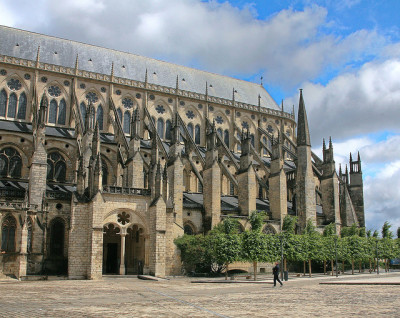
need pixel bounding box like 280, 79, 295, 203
0, 0, 386, 89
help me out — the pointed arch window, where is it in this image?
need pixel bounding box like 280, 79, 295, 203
0, 147, 22, 178
123, 111, 131, 133
7, 93, 17, 118
157, 118, 164, 139
187, 123, 194, 139
48, 99, 58, 124
1, 215, 16, 252
17, 92, 27, 119
224, 129, 229, 148
57, 99, 66, 125
165, 120, 172, 140
250, 134, 255, 147
47, 152, 66, 182
117, 108, 122, 123
80, 102, 86, 124
217, 128, 222, 137
195, 124, 200, 145
263, 136, 268, 155
102, 160, 108, 186
0, 89, 6, 117
97, 105, 103, 130
230, 182, 235, 195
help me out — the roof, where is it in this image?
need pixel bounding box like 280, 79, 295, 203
0, 25, 280, 110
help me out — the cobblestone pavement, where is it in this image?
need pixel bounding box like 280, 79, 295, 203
0, 273, 399, 317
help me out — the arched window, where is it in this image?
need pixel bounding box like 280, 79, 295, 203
80, 102, 86, 124
217, 128, 222, 137
116, 108, 122, 123
17, 92, 27, 119
184, 224, 194, 235
47, 152, 66, 182
250, 134, 255, 147
263, 136, 268, 155
1, 215, 16, 252
258, 185, 263, 199
27, 217, 33, 253
230, 182, 235, 195
48, 99, 57, 124
0, 147, 22, 178
50, 218, 65, 256
123, 111, 130, 133
57, 99, 66, 125
195, 124, 200, 145
165, 120, 172, 140
157, 118, 164, 139
187, 123, 193, 139
237, 133, 241, 152
0, 89, 6, 117
224, 129, 229, 148
7, 93, 17, 118
198, 179, 203, 193
102, 161, 108, 186
97, 105, 103, 130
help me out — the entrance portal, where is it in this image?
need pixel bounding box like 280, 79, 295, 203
105, 243, 118, 274
103, 224, 120, 274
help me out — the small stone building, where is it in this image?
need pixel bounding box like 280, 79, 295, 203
0, 26, 364, 279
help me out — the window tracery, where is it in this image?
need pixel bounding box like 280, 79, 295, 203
1, 215, 16, 252
47, 152, 66, 182
0, 147, 22, 178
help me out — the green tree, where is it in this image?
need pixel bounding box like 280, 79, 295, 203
175, 234, 210, 274
303, 219, 322, 277
373, 230, 379, 238
343, 235, 368, 274
323, 223, 337, 275
397, 227, 400, 239
282, 215, 298, 234
366, 229, 372, 238
382, 221, 393, 239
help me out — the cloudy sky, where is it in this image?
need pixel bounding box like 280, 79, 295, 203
1, 0, 399, 235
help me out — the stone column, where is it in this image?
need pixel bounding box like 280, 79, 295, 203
119, 232, 126, 275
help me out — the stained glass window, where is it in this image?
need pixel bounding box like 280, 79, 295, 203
57, 99, 66, 125
165, 120, 172, 140
195, 125, 200, 145
187, 123, 193, 138
47, 152, 66, 182
215, 116, 223, 124
7, 93, 17, 118
0, 89, 6, 117
80, 102, 86, 124
123, 111, 131, 134
117, 108, 122, 122
7, 78, 22, 91
48, 85, 61, 97
0, 147, 22, 178
17, 92, 27, 119
186, 110, 195, 119
224, 129, 229, 148
48, 99, 57, 124
157, 118, 164, 139
97, 105, 103, 130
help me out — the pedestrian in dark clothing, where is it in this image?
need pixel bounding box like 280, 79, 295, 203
273, 262, 283, 287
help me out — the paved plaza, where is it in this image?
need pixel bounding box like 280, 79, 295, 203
0, 272, 399, 317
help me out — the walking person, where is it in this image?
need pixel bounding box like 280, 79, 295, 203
273, 262, 283, 287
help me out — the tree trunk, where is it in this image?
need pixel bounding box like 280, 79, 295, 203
331, 260, 334, 276
342, 261, 345, 274
225, 263, 229, 280
308, 259, 312, 277
359, 261, 362, 273
373, 258, 376, 272
351, 259, 354, 275
303, 261, 306, 276
253, 261, 257, 281
284, 258, 287, 271
323, 260, 326, 275
369, 259, 372, 273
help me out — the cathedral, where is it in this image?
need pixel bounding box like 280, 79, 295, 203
0, 25, 364, 279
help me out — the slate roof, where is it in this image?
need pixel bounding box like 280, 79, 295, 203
0, 25, 280, 110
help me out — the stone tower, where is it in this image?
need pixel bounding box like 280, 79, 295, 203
348, 152, 364, 227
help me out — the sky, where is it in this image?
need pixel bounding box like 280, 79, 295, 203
1, 0, 399, 235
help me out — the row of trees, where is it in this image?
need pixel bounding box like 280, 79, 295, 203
175, 213, 400, 280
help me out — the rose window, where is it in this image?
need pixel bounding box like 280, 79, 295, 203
156, 105, 165, 114
186, 110, 195, 119
86, 92, 98, 103
48, 85, 61, 97
7, 79, 22, 91
117, 212, 130, 225
215, 116, 223, 124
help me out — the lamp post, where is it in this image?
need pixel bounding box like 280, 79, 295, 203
376, 239, 379, 275
334, 235, 338, 277
280, 234, 284, 281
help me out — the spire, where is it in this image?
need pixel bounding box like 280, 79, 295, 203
322, 138, 326, 151
176, 75, 179, 91
296, 89, 311, 146
258, 94, 261, 107
144, 68, 148, 86
345, 164, 349, 184
357, 151, 361, 162
350, 152, 353, 162
130, 107, 140, 139
92, 121, 100, 157
329, 136, 333, 149
38, 91, 48, 126
339, 163, 342, 178
75, 54, 79, 75
281, 99, 284, 112
36, 46, 41, 68
110, 62, 114, 79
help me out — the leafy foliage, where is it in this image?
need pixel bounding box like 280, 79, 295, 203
282, 215, 298, 234
382, 221, 393, 239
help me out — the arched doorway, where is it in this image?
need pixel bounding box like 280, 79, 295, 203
103, 223, 120, 274
125, 225, 146, 275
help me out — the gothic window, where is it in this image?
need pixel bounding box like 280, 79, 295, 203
242, 121, 249, 129
263, 136, 268, 155
1, 215, 16, 252
50, 218, 64, 256
198, 179, 203, 193
263, 226, 275, 235
7, 78, 22, 91
97, 105, 103, 130
57, 99, 66, 125
184, 224, 194, 235
7, 93, 17, 118
267, 125, 274, 134
224, 129, 229, 148
195, 124, 200, 145
102, 161, 108, 186
86, 92, 98, 103
165, 120, 172, 140
155, 105, 165, 114
251, 134, 255, 147
0, 89, 6, 117
237, 133, 241, 152
186, 110, 195, 119
122, 97, 133, 109
27, 217, 33, 253
157, 118, 164, 139
48, 85, 61, 97
258, 186, 263, 199
187, 123, 193, 139
215, 116, 223, 124
117, 108, 122, 122
80, 102, 86, 124
217, 128, 222, 137
48, 99, 57, 124
47, 152, 66, 182
16, 92, 27, 119
0, 147, 22, 178
123, 111, 130, 133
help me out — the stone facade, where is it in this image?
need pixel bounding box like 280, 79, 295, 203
0, 26, 364, 279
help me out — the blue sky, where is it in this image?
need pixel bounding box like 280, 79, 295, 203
0, 0, 399, 234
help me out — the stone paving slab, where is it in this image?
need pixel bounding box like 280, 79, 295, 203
0, 273, 399, 317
